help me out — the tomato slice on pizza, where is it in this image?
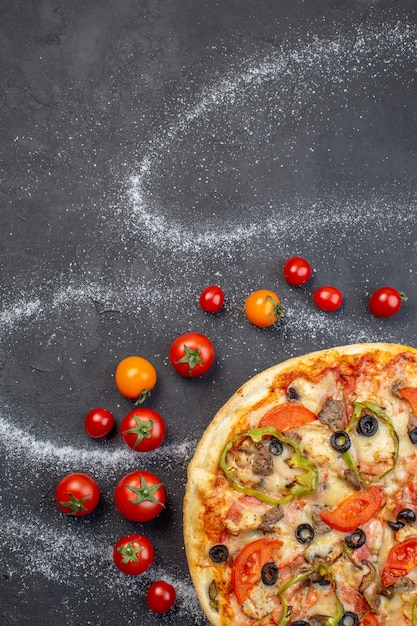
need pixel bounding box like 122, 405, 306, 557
231, 537, 283, 604
360, 612, 380, 626
319, 486, 384, 532
258, 401, 317, 431
381, 537, 417, 588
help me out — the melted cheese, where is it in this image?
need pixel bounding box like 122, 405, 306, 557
193, 349, 417, 626
304, 530, 344, 563
287, 369, 341, 414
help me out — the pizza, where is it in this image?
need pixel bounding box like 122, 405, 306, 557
183, 343, 417, 626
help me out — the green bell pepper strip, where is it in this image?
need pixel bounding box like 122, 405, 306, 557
343, 401, 399, 486
277, 564, 344, 626
412, 596, 417, 626
208, 580, 219, 612
219, 426, 318, 505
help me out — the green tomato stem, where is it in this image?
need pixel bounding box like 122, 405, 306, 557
175, 344, 202, 372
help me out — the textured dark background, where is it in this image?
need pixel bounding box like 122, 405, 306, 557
1, 1, 417, 624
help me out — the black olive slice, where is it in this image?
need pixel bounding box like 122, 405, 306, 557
357, 415, 378, 437
408, 427, 417, 444
312, 575, 331, 587
389, 509, 417, 530
345, 529, 366, 550
338, 612, 359, 626
292, 622, 310, 626
388, 520, 405, 531
209, 544, 229, 563
295, 523, 315, 544
397, 508, 417, 524
287, 386, 299, 401
269, 437, 284, 456
330, 431, 351, 453
261, 561, 279, 585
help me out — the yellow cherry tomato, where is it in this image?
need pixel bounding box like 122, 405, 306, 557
115, 356, 157, 403
244, 289, 284, 327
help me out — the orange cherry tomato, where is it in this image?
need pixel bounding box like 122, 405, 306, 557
244, 289, 284, 327
319, 486, 384, 532
258, 402, 317, 432
231, 538, 283, 603
115, 356, 157, 403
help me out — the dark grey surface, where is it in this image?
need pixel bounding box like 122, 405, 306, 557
1, 1, 417, 624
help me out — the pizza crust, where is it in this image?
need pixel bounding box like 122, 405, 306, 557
183, 342, 417, 626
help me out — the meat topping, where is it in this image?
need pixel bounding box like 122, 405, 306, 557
311, 504, 332, 535
318, 397, 346, 430
258, 505, 284, 532
380, 576, 414, 598
252, 442, 274, 476
343, 468, 362, 491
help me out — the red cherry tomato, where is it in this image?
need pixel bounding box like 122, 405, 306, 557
84, 407, 115, 438
313, 286, 343, 311
120, 408, 166, 452
55, 473, 100, 516
147, 580, 177, 613
199, 285, 225, 313
169, 332, 215, 377
369, 286, 407, 318
114, 470, 166, 522
113, 534, 154, 576
283, 256, 312, 286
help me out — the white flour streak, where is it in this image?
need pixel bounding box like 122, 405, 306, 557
127, 22, 417, 249
0, 296, 42, 330
0, 279, 178, 335
129, 173, 264, 248
3, 511, 204, 622
2, 197, 414, 338
0, 414, 197, 475
4, 512, 110, 583
283, 302, 381, 345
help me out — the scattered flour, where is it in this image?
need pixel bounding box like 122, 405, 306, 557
1, 20, 417, 626
0, 413, 197, 475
